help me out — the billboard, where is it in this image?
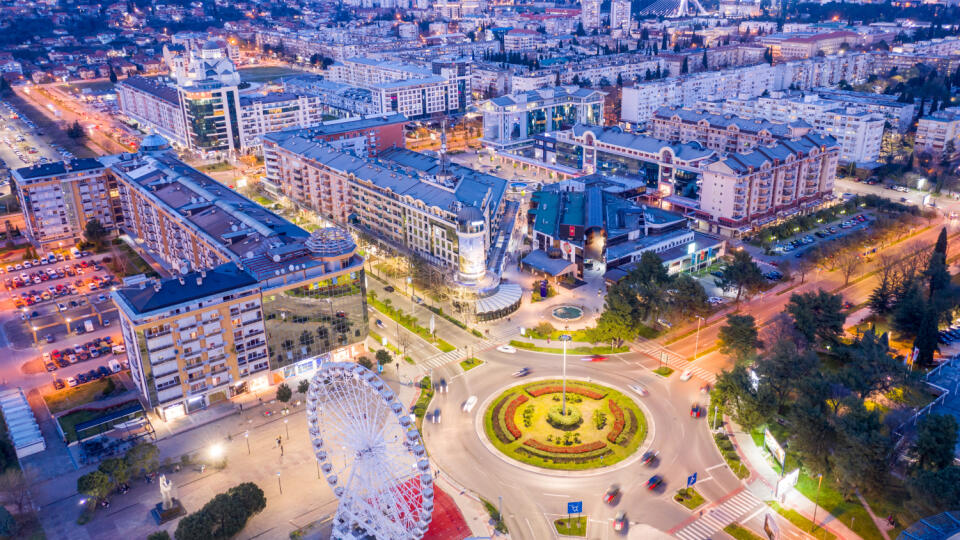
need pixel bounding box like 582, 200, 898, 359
764, 428, 785, 465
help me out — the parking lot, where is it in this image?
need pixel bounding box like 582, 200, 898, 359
765, 211, 873, 261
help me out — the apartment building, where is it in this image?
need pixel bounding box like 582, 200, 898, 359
262, 139, 507, 272
581, 0, 601, 30
510, 55, 662, 92
659, 44, 767, 75
116, 76, 188, 147
282, 76, 379, 118
915, 106, 960, 160
699, 93, 884, 164
699, 132, 840, 235
650, 107, 813, 153
237, 93, 339, 154
812, 88, 915, 133
775, 31, 860, 59
105, 138, 368, 419
479, 86, 605, 150
261, 114, 408, 207
11, 158, 123, 248
621, 53, 872, 125
898, 36, 960, 56
610, 0, 632, 34
504, 29, 544, 52
328, 57, 471, 118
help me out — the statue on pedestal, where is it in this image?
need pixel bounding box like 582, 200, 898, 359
159, 475, 173, 510
151, 473, 185, 524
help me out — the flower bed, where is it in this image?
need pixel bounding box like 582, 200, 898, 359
490, 393, 516, 444
546, 404, 583, 430
526, 385, 606, 400
504, 395, 528, 439
617, 408, 638, 447
523, 439, 606, 454
607, 399, 625, 443
516, 446, 613, 464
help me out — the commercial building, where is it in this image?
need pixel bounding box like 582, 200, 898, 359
915, 106, 960, 161
525, 178, 724, 279
479, 86, 605, 150
698, 92, 884, 164
105, 136, 368, 420
11, 158, 123, 248
770, 31, 860, 59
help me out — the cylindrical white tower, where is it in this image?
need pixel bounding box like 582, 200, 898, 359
456, 205, 486, 285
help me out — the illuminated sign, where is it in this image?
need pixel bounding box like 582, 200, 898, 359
764, 428, 785, 465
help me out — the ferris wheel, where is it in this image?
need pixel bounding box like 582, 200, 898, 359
306, 362, 434, 540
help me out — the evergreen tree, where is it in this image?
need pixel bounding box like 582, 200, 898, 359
701, 50, 708, 70
681, 57, 689, 74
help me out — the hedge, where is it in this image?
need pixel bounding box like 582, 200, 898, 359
503, 395, 528, 439
523, 439, 606, 454
526, 385, 605, 400
607, 399, 625, 443
490, 394, 516, 444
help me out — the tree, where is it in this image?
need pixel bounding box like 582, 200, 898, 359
925, 227, 950, 299
0, 507, 14, 537
893, 280, 925, 336
754, 339, 819, 408
915, 414, 959, 471
0, 469, 32, 514
99, 456, 130, 486
836, 250, 862, 286
227, 482, 266, 516
715, 250, 765, 303
77, 470, 112, 501
914, 303, 941, 368
869, 269, 896, 315
711, 364, 775, 431
786, 290, 845, 346
701, 50, 708, 70
297, 379, 309, 394
124, 442, 159, 475
206, 492, 247, 538
908, 466, 960, 514
67, 120, 85, 139
838, 330, 903, 399
718, 314, 759, 363
84, 218, 108, 248
175, 507, 215, 540
831, 400, 891, 497
795, 258, 813, 284
680, 57, 689, 74
376, 348, 393, 368
591, 283, 640, 347
275, 383, 292, 403
108, 66, 118, 83
670, 273, 709, 318
627, 251, 670, 286
357, 356, 373, 370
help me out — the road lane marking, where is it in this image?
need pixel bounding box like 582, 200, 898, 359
705, 463, 728, 471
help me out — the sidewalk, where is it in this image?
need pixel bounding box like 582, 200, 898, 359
727, 422, 862, 540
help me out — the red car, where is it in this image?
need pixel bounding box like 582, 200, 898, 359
613, 511, 627, 533
603, 484, 620, 504
690, 404, 703, 418
647, 475, 663, 490
580, 355, 608, 362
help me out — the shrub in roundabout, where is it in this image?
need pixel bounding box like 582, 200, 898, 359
546, 405, 582, 430
482, 379, 646, 471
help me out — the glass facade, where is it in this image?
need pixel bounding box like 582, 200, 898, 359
673, 169, 702, 199
184, 94, 227, 151
262, 270, 368, 371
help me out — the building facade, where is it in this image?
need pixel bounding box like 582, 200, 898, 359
479, 86, 605, 150
649, 107, 813, 153
11, 159, 123, 248
916, 107, 960, 160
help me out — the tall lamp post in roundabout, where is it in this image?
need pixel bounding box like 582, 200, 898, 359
561, 334, 571, 415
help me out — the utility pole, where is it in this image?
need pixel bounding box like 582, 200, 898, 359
693, 315, 704, 360
812, 474, 823, 530
561, 334, 571, 415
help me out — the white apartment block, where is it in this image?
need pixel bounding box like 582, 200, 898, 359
581, 0, 601, 30
916, 107, 960, 160
621, 53, 872, 125
116, 77, 188, 147
898, 36, 960, 56
237, 93, 332, 153
699, 93, 884, 164
511, 56, 662, 92
610, 0, 632, 33
813, 88, 916, 133
11, 159, 122, 247
504, 29, 543, 52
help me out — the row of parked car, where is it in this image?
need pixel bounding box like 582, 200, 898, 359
939, 326, 960, 345
54, 360, 127, 389
44, 336, 124, 370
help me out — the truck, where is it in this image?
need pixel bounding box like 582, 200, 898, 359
83, 319, 94, 333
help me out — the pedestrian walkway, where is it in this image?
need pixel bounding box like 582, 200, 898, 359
633, 339, 717, 383
422, 348, 464, 370
673, 489, 764, 540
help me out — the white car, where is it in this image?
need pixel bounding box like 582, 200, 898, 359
708, 297, 725, 305
462, 395, 478, 413
628, 384, 649, 397
496, 345, 517, 354
65, 376, 77, 387
680, 369, 694, 381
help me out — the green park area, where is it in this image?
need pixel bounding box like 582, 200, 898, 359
484, 380, 646, 470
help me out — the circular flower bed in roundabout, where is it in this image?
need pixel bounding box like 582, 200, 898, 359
483, 380, 647, 470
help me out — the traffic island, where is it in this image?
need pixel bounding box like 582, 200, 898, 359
673, 487, 706, 510
482, 380, 646, 470
554, 516, 587, 536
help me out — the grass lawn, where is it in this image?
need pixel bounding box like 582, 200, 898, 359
110, 240, 158, 277
653, 366, 674, 377
724, 524, 765, 540
460, 357, 482, 371
368, 295, 451, 352
238, 66, 309, 82
43, 376, 124, 414
554, 516, 587, 536
368, 331, 402, 357
253, 195, 276, 207
793, 473, 884, 540
674, 488, 705, 510
508, 340, 629, 355
767, 502, 836, 540
713, 432, 749, 479
413, 379, 434, 432
483, 380, 646, 470
436, 339, 455, 353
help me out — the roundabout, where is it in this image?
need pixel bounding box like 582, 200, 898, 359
482, 379, 646, 470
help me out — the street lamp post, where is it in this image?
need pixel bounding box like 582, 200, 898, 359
284, 418, 289, 439
244, 431, 250, 454
277, 471, 282, 494
560, 334, 571, 415
693, 316, 704, 361
812, 474, 823, 530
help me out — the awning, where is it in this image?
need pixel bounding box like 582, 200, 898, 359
521, 250, 576, 277
477, 283, 523, 316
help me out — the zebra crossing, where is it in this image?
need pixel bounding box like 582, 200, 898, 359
673, 490, 763, 540
633, 339, 716, 383
421, 348, 465, 369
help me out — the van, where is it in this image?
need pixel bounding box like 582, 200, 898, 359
83, 320, 94, 333
108, 359, 121, 373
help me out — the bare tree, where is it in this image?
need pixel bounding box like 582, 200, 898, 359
796, 258, 814, 284
837, 250, 862, 286
0, 469, 34, 514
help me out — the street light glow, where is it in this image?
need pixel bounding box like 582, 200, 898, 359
209, 443, 224, 459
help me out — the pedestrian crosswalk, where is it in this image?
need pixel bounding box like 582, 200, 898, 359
673, 490, 763, 540
633, 339, 717, 383
422, 348, 464, 369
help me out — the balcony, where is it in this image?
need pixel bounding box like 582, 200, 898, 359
157, 386, 184, 403
189, 385, 208, 396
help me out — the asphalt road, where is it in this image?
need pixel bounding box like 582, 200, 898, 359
423, 347, 747, 539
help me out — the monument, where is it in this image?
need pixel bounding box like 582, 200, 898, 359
151, 474, 186, 524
